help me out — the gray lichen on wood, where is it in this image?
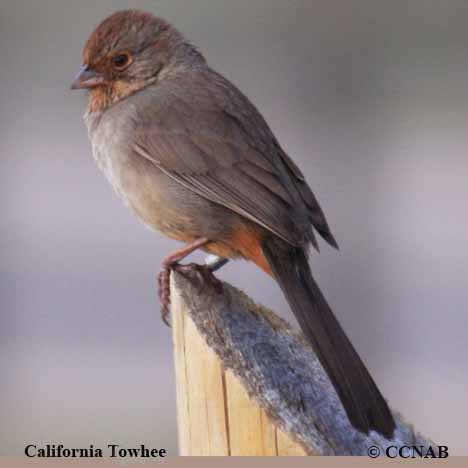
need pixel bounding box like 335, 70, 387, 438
171, 267, 433, 456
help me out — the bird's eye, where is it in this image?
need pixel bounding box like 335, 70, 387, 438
112, 53, 130, 69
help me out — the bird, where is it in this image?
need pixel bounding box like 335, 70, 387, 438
71, 9, 396, 439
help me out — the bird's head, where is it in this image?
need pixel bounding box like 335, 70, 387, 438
70, 10, 203, 112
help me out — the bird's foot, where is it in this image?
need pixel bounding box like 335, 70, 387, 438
157, 238, 211, 327
158, 266, 173, 327
158, 261, 224, 326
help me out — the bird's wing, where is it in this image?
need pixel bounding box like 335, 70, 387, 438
132, 69, 337, 248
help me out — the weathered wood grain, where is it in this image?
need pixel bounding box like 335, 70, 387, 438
171, 267, 433, 456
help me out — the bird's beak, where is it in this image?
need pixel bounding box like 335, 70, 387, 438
70, 64, 104, 90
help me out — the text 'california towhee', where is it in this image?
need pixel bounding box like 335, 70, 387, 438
71, 10, 395, 439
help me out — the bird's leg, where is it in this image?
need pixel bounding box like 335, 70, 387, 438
204, 254, 229, 272
158, 237, 210, 326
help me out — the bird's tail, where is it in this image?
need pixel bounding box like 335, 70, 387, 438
262, 237, 396, 439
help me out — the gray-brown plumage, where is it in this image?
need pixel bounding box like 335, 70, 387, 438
71, 9, 396, 438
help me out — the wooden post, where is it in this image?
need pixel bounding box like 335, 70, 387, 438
171, 268, 433, 456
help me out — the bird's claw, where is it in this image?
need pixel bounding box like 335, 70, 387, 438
157, 261, 224, 327
158, 267, 172, 327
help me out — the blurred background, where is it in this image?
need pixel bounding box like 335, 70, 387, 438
1, 0, 468, 455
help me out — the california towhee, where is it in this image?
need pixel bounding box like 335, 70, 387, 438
71, 10, 395, 438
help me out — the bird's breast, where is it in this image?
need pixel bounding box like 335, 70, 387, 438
87, 115, 131, 206
84, 109, 218, 242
